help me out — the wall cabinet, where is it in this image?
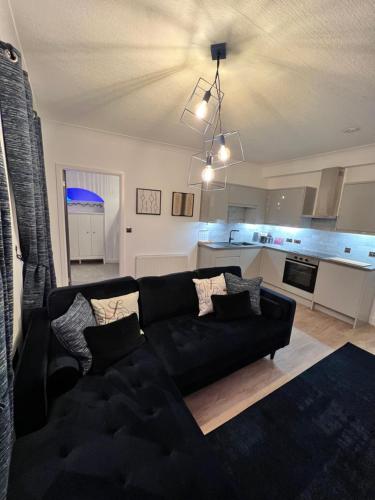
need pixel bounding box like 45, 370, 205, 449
68, 213, 105, 262
314, 261, 375, 324
265, 187, 316, 227
199, 189, 228, 222
200, 183, 267, 223
259, 248, 286, 287
336, 182, 375, 234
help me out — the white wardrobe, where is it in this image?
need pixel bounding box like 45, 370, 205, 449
68, 213, 105, 262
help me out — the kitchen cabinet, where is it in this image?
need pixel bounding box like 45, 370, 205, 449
265, 187, 316, 227
199, 188, 228, 222
314, 261, 375, 325
198, 246, 261, 277
200, 183, 267, 223
259, 248, 286, 287
336, 182, 375, 234
228, 185, 267, 223
68, 212, 104, 262
240, 248, 262, 277
198, 246, 241, 268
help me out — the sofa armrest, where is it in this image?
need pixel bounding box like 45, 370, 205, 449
47, 334, 81, 400
14, 308, 49, 437
260, 287, 296, 327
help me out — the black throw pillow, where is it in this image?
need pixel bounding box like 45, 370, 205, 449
84, 313, 145, 374
211, 291, 252, 321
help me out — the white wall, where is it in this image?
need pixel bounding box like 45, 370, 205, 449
0, 0, 23, 349
43, 121, 200, 283
43, 121, 267, 285
66, 170, 120, 262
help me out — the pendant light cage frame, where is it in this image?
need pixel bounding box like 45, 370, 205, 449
204, 130, 245, 169
188, 152, 227, 192
180, 77, 224, 136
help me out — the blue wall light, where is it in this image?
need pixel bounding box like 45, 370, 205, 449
66, 187, 104, 203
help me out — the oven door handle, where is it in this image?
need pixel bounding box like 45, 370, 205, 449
285, 259, 318, 269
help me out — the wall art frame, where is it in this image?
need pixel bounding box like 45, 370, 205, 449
171, 191, 195, 217
136, 188, 162, 215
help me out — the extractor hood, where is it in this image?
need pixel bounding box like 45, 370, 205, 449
303, 167, 345, 219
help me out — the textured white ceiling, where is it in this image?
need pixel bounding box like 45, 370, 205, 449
10, 0, 375, 162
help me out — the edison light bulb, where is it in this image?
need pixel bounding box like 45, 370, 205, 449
218, 144, 231, 162
195, 90, 211, 120
195, 100, 208, 119
202, 165, 214, 183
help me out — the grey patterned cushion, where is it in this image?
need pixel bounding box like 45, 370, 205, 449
224, 273, 263, 315
51, 293, 97, 374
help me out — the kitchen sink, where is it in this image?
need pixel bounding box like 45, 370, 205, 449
230, 242, 254, 246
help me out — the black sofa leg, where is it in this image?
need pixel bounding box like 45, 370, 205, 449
270, 350, 276, 360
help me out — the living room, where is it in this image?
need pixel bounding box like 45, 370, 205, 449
0, 1, 374, 499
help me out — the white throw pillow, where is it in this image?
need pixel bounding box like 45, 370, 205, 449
193, 274, 227, 316
91, 291, 140, 326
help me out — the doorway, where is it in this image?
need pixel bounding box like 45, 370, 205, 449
63, 168, 121, 285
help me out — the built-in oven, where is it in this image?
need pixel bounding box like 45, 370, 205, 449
282, 253, 319, 293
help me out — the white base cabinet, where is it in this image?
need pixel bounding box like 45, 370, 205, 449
68, 212, 105, 262
198, 246, 261, 278
197, 245, 375, 326
259, 249, 286, 287
313, 261, 375, 325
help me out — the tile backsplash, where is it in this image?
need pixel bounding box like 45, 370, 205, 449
200, 222, 375, 264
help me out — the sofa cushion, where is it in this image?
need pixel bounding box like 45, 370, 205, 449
193, 273, 227, 316
91, 291, 140, 325
138, 271, 198, 326
84, 313, 145, 374
9, 345, 237, 500
225, 273, 263, 315
51, 293, 96, 374
212, 290, 252, 321
144, 313, 291, 393
48, 276, 139, 321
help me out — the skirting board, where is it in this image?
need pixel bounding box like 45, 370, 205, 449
135, 254, 188, 278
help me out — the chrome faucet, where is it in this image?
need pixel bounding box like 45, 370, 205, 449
229, 229, 239, 245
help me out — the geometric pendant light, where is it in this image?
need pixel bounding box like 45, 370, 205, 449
182, 43, 245, 191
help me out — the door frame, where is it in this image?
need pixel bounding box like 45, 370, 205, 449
55, 162, 126, 286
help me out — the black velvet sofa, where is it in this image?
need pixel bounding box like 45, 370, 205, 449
9, 266, 296, 500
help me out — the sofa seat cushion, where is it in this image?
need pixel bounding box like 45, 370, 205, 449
9, 345, 237, 500
144, 314, 290, 393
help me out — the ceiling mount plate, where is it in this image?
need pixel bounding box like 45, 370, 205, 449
211, 43, 226, 60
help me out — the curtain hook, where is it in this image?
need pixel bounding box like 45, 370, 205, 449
4, 48, 18, 64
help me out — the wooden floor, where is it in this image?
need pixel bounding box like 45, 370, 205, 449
185, 305, 375, 435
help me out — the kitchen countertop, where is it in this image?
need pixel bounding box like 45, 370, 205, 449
198, 241, 375, 271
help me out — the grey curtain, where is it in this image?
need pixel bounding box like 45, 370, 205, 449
0, 92, 14, 499
0, 42, 56, 323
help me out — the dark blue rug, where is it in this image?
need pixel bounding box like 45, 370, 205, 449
206, 343, 375, 500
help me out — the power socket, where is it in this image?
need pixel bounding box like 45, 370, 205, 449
344, 247, 351, 254
369, 251, 375, 258
294, 239, 301, 244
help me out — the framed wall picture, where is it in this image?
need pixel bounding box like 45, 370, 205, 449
136, 188, 161, 215
171, 192, 194, 217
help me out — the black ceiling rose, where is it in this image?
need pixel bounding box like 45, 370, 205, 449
211, 43, 226, 60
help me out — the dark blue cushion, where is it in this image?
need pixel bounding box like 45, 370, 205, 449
144, 313, 290, 394
138, 271, 198, 326
9, 345, 238, 500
